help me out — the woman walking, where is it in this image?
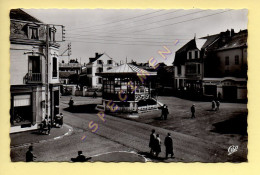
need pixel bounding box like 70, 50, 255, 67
154, 134, 161, 157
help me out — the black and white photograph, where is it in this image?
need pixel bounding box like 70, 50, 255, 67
9, 8, 248, 162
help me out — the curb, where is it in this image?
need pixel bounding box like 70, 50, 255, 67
11, 124, 73, 149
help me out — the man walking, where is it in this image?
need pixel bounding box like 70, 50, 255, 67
164, 133, 174, 159
191, 104, 195, 119
154, 134, 161, 157
163, 106, 169, 120
149, 129, 156, 155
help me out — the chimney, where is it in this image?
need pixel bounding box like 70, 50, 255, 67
231, 29, 235, 37
226, 29, 230, 36
95, 52, 99, 58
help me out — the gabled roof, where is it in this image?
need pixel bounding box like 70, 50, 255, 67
217, 30, 247, 51
10, 9, 42, 23
174, 39, 197, 65
96, 63, 157, 77
200, 34, 220, 49
89, 53, 104, 63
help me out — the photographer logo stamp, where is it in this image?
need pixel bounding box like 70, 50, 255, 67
228, 145, 238, 155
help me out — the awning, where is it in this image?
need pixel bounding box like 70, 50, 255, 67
14, 95, 31, 107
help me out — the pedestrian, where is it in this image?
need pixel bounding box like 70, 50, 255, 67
71, 151, 86, 162
149, 129, 156, 155
191, 104, 195, 119
47, 121, 51, 135
93, 91, 97, 98
161, 104, 166, 120
154, 134, 161, 157
163, 106, 169, 120
216, 101, 220, 111
26, 146, 36, 162
69, 97, 74, 109
59, 113, 64, 127
164, 133, 174, 159
212, 100, 216, 111
218, 92, 222, 100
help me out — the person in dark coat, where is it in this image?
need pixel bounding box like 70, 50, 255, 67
93, 91, 97, 98
69, 97, 74, 109
154, 134, 161, 157
216, 101, 220, 111
149, 129, 156, 155
71, 151, 91, 162
212, 100, 216, 111
163, 106, 169, 120
191, 104, 195, 118
164, 133, 174, 158
26, 146, 36, 162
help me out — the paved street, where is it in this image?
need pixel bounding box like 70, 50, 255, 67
11, 96, 247, 162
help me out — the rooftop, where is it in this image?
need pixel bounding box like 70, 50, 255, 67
10, 9, 42, 23
96, 63, 157, 77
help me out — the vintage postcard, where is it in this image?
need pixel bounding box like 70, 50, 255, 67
9, 8, 248, 163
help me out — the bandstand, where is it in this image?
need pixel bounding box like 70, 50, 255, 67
96, 64, 158, 113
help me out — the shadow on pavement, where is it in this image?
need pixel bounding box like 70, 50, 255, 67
211, 114, 247, 135
63, 104, 98, 113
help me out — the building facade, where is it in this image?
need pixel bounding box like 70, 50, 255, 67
173, 29, 247, 101
82, 53, 117, 88
59, 59, 83, 85
10, 9, 61, 133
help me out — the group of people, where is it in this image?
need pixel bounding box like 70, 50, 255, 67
39, 117, 52, 135
212, 100, 220, 111
149, 129, 174, 159
160, 104, 169, 120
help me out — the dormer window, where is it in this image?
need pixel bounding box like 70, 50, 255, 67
188, 52, 192, 59
27, 23, 39, 40
107, 60, 112, 64
195, 51, 199, 59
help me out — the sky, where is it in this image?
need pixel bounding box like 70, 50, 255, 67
23, 9, 248, 65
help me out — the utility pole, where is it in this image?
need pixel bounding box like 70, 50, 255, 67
45, 24, 50, 121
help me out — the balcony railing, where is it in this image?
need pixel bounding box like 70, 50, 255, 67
26, 73, 42, 83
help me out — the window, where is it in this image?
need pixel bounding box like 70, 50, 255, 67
29, 28, 39, 39
188, 52, 192, 59
186, 64, 197, 74
87, 68, 92, 74
195, 51, 199, 59
52, 57, 57, 78
198, 64, 200, 74
97, 67, 103, 73
235, 55, 239, 65
28, 56, 41, 81
98, 78, 102, 84
177, 65, 181, 75
225, 56, 229, 65
107, 67, 112, 71
98, 60, 103, 64
107, 60, 112, 64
